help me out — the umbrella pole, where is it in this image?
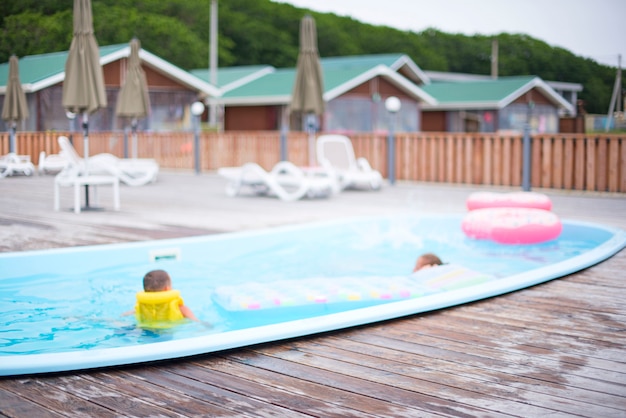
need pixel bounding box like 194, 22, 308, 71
306, 113, 317, 167
82, 112, 91, 207
132, 118, 138, 159
123, 126, 128, 158
9, 122, 16, 154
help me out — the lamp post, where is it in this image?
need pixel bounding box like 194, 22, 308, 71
280, 108, 288, 161
385, 96, 401, 185
191, 101, 205, 174
522, 101, 534, 192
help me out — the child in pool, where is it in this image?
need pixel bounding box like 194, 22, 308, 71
125, 269, 198, 323
413, 252, 443, 273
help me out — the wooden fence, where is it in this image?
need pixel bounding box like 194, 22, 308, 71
2, 131, 625, 193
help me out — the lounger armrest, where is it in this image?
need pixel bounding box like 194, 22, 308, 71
356, 157, 373, 172
271, 161, 304, 179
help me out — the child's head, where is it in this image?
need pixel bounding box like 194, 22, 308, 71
143, 270, 172, 292
414, 252, 443, 272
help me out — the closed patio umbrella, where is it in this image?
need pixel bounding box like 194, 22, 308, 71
62, 0, 107, 168
290, 14, 324, 166
115, 38, 150, 159
2, 55, 29, 154
62, 0, 107, 207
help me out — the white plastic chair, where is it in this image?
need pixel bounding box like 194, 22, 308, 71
316, 134, 382, 190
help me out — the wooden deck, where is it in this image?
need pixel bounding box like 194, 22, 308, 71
1, 172, 625, 417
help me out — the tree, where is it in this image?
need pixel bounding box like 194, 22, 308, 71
0, 0, 617, 114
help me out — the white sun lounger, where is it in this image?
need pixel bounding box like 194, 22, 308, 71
0, 153, 36, 177
58, 136, 158, 186
316, 134, 383, 190
38, 151, 69, 175
217, 161, 339, 201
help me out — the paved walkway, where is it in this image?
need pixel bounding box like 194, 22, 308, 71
1, 170, 625, 252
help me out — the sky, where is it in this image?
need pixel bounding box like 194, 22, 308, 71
272, 0, 625, 68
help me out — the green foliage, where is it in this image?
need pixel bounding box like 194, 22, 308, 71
0, 10, 72, 57
0, 0, 618, 113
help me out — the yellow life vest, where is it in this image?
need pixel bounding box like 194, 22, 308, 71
135, 289, 185, 328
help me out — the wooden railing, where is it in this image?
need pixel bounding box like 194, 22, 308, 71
2, 131, 625, 193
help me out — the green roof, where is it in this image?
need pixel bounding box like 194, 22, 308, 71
222, 68, 294, 98
220, 65, 394, 100
421, 76, 537, 104
321, 54, 406, 70
5, 48, 567, 111
0, 44, 126, 87
197, 53, 429, 101
220, 54, 423, 100
190, 65, 273, 88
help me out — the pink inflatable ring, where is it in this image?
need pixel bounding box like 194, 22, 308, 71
462, 207, 562, 244
466, 191, 552, 211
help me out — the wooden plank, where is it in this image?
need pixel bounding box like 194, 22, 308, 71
563, 137, 574, 189
532, 281, 626, 311
416, 135, 425, 181
553, 135, 564, 188
463, 135, 472, 183
429, 136, 438, 182
0, 387, 64, 418
622, 137, 626, 192
450, 135, 458, 182
415, 135, 423, 181
575, 136, 586, 190
511, 135, 522, 186
122, 365, 297, 416
0, 378, 119, 417
449, 288, 626, 340
444, 135, 453, 182
437, 135, 446, 182
410, 135, 419, 182
238, 346, 504, 417
483, 136, 492, 185
502, 134, 512, 186
472, 135, 483, 184
410, 136, 418, 181
418, 306, 625, 371
397, 136, 406, 180
404, 135, 411, 181
493, 135, 502, 185
329, 327, 625, 417
531, 136, 543, 188
53, 374, 194, 417
403, 298, 626, 368
188, 358, 386, 417
255, 337, 574, 417
80, 369, 240, 417
597, 136, 608, 191
608, 137, 619, 192
541, 136, 553, 188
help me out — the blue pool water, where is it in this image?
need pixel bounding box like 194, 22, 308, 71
1, 214, 625, 376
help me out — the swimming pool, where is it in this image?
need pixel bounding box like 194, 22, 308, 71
1, 214, 625, 376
